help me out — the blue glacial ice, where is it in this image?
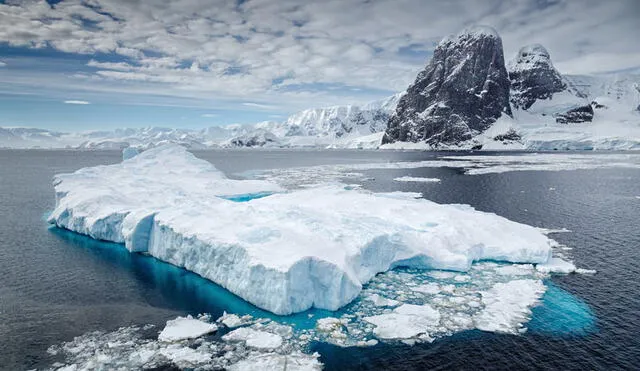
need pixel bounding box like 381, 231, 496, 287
48, 144, 559, 315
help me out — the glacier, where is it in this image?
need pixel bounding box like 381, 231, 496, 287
48, 144, 557, 315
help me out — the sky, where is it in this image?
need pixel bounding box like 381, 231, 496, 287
0, 0, 639, 131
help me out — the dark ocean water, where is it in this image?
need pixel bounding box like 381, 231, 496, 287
0, 149, 639, 370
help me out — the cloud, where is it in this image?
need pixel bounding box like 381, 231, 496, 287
0, 61, 6, 67
242, 102, 278, 110
201, 113, 218, 118
555, 52, 640, 75
0, 0, 638, 112
64, 100, 91, 105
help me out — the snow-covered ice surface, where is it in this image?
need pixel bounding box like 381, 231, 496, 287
49, 145, 560, 315
158, 315, 218, 342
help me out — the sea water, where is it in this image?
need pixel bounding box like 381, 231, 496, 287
1, 149, 639, 370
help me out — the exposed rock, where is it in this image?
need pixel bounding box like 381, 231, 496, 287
225, 129, 280, 147
493, 129, 522, 142
554, 105, 594, 124
508, 44, 566, 110
383, 26, 512, 146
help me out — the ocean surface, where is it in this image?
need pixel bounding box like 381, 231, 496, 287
1, 149, 639, 370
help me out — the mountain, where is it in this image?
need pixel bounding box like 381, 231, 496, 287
0, 94, 402, 149
508, 44, 566, 110
383, 26, 512, 147
379, 26, 640, 151
508, 44, 594, 125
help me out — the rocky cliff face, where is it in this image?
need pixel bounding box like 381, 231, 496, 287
508, 44, 566, 110
508, 44, 594, 124
383, 26, 512, 146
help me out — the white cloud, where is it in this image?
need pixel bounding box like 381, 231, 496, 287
0, 0, 638, 111
242, 102, 278, 110
201, 113, 218, 118
0, 61, 6, 67
64, 100, 91, 105
555, 52, 640, 75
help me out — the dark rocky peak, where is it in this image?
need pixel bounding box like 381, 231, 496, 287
554, 105, 594, 124
384, 25, 512, 146
508, 44, 566, 110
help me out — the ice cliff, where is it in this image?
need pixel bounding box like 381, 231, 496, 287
48, 145, 556, 315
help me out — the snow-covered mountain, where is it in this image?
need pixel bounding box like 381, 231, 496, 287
0, 94, 402, 149
384, 26, 512, 146
378, 26, 640, 151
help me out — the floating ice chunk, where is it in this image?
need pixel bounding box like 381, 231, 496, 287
49, 144, 556, 315
356, 339, 379, 347
316, 317, 344, 332
158, 315, 218, 342
393, 176, 441, 183
158, 344, 212, 364
411, 283, 441, 295
47, 315, 322, 370
536, 257, 577, 274
218, 312, 251, 328
538, 227, 572, 235
454, 275, 471, 282
575, 268, 597, 275
364, 304, 441, 340
495, 264, 535, 276
365, 293, 400, 307
475, 279, 546, 334
223, 327, 283, 349
428, 271, 457, 280
227, 351, 323, 371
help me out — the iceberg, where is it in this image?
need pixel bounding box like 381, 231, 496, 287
49, 144, 555, 315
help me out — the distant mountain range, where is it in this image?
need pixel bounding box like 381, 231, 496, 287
0, 94, 403, 150
2, 26, 639, 151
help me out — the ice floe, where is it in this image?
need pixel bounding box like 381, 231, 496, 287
223, 327, 283, 349
475, 279, 546, 334
393, 176, 441, 182
158, 315, 218, 342
47, 313, 322, 371
364, 304, 441, 339
47, 250, 595, 369
251, 152, 640, 187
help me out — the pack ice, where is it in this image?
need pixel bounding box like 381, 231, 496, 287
48, 145, 554, 315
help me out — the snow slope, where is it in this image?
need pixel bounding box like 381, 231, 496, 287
48, 145, 555, 315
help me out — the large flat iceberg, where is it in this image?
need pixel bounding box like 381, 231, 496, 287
49, 145, 554, 315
